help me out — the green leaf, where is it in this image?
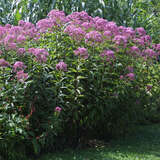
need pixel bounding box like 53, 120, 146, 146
32, 139, 41, 155
15, 9, 21, 22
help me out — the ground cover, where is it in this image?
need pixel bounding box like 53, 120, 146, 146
39, 124, 160, 160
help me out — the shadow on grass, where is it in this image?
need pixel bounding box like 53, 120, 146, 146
40, 124, 160, 160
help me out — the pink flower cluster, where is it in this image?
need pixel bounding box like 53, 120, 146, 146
64, 25, 86, 41
85, 31, 103, 44
13, 61, 26, 72
56, 61, 67, 72
74, 48, 89, 59
126, 73, 135, 81
0, 58, 10, 67
100, 50, 115, 61
16, 70, 28, 82
13, 61, 28, 82
28, 48, 49, 63
55, 106, 62, 112
0, 9, 159, 84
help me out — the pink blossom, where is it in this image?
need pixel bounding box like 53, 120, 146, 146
4, 34, 16, 45
105, 22, 118, 34
113, 35, 128, 47
18, 20, 26, 27
23, 22, 35, 30
17, 48, 25, 55
126, 66, 134, 72
126, 73, 135, 81
144, 48, 156, 58
153, 44, 160, 51
103, 31, 112, 40
13, 61, 26, 72
56, 61, 67, 71
133, 38, 145, 46
36, 19, 55, 32
74, 47, 89, 59
85, 31, 102, 44
120, 75, 124, 80
100, 50, 115, 61
81, 22, 92, 30
28, 48, 49, 63
55, 106, 62, 112
123, 27, 135, 38
48, 10, 67, 24
118, 26, 127, 33
64, 25, 86, 41
17, 35, 26, 43
94, 17, 108, 31
6, 43, 17, 50
66, 11, 91, 24
5, 24, 11, 28
0, 59, 10, 67
136, 27, 146, 36
130, 46, 140, 54
16, 70, 28, 82
8, 26, 23, 35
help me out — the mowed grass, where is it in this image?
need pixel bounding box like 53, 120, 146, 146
39, 124, 160, 160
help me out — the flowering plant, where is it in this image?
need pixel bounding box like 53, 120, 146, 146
0, 10, 160, 159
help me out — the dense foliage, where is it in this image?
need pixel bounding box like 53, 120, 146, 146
0, 10, 160, 159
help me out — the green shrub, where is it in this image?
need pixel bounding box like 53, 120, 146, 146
0, 10, 160, 158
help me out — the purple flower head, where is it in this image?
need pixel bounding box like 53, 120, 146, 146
105, 22, 118, 34
5, 24, 12, 28
120, 75, 124, 80
48, 10, 67, 24
66, 11, 91, 24
126, 73, 135, 81
64, 25, 86, 41
6, 43, 17, 50
81, 22, 93, 30
4, 34, 16, 45
100, 50, 115, 61
85, 31, 102, 44
55, 106, 62, 112
94, 17, 108, 31
23, 22, 35, 30
118, 26, 127, 33
9, 26, 23, 35
144, 48, 156, 58
0, 58, 10, 67
113, 35, 127, 47
133, 38, 145, 46
17, 35, 26, 43
28, 48, 49, 63
16, 70, 28, 82
56, 61, 67, 71
103, 31, 112, 40
130, 46, 140, 54
17, 48, 25, 55
123, 27, 135, 38
136, 27, 146, 36
13, 61, 26, 72
74, 47, 89, 59
18, 20, 26, 27
126, 66, 134, 73
36, 19, 55, 32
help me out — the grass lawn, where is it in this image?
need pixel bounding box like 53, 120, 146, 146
38, 124, 160, 160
